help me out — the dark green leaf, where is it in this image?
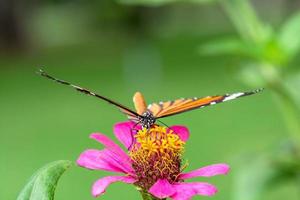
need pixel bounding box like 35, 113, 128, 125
17, 160, 72, 200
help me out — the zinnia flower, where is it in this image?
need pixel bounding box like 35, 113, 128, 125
77, 122, 230, 200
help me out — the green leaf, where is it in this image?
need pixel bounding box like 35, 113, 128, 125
279, 12, 300, 59
199, 37, 259, 58
17, 160, 72, 200
200, 36, 287, 65
117, 0, 216, 6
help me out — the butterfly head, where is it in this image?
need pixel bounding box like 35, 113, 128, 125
140, 111, 156, 129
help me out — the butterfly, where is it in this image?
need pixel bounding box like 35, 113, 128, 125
38, 69, 263, 129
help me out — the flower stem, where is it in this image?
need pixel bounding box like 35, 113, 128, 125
259, 64, 300, 146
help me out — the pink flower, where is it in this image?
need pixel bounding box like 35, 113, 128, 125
77, 122, 230, 199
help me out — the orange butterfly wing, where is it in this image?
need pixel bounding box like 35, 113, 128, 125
148, 96, 223, 118
148, 89, 263, 118
133, 92, 147, 115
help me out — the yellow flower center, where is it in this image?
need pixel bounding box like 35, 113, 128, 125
129, 125, 185, 190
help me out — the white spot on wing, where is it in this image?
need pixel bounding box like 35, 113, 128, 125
73, 85, 82, 89
210, 102, 216, 105
223, 92, 244, 102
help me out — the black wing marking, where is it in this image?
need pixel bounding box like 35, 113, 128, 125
37, 69, 140, 117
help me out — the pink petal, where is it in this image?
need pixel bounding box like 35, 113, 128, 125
171, 182, 218, 200
113, 121, 137, 149
149, 179, 176, 199
179, 163, 230, 180
169, 126, 190, 142
92, 176, 136, 197
77, 149, 134, 174
90, 133, 131, 165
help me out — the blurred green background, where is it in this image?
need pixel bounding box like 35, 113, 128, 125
1, 0, 300, 199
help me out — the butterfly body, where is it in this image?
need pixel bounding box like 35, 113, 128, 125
138, 111, 156, 129
37, 69, 263, 129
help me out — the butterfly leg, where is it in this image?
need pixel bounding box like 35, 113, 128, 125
128, 121, 142, 150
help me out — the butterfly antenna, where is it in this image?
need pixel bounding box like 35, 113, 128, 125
157, 119, 170, 128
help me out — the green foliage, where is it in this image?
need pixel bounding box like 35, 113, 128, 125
199, 37, 258, 57
273, 141, 300, 183
199, 34, 287, 65
234, 142, 300, 200
17, 160, 72, 200
233, 156, 276, 200
208, 1, 300, 66
117, 0, 216, 6
219, 0, 269, 43
278, 12, 300, 60
237, 63, 266, 87
286, 72, 300, 108
118, 0, 177, 5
